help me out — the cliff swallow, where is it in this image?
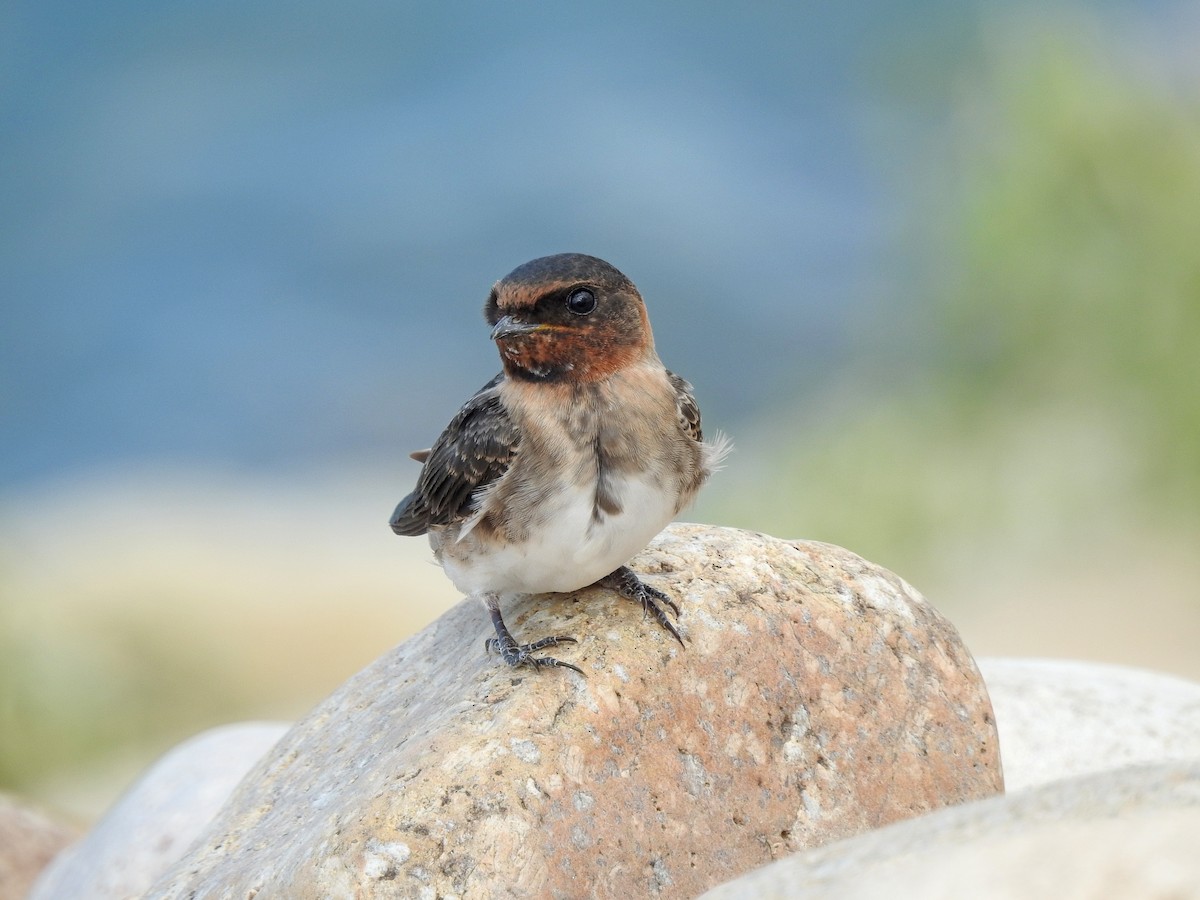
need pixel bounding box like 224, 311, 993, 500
390, 253, 729, 674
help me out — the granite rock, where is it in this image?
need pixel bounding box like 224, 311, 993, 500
978, 657, 1200, 791
698, 761, 1200, 899
30, 722, 288, 900
136, 524, 1002, 899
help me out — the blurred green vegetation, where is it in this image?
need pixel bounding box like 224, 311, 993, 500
714, 15, 1200, 583
0, 587, 269, 806
938, 22, 1200, 511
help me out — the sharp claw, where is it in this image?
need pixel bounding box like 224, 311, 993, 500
640, 596, 684, 646
601, 566, 686, 646
639, 585, 680, 619
485, 633, 583, 675
533, 656, 585, 676
658, 613, 685, 647
484, 602, 583, 674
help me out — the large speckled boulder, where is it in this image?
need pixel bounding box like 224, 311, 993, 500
135, 524, 1001, 899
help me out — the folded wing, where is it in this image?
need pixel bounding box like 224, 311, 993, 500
389, 374, 520, 536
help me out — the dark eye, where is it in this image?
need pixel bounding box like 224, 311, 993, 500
565, 288, 597, 316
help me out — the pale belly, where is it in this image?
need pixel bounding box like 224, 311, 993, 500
433, 474, 677, 597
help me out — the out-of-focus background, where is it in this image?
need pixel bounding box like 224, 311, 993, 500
3, 1, 1198, 823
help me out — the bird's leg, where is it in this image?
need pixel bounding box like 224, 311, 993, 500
481, 593, 583, 675
595, 566, 684, 647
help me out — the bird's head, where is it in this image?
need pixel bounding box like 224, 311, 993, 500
484, 254, 655, 383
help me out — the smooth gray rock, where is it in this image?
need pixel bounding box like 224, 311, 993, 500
979, 657, 1200, 791
30, 722, 288, 900
699, 761, 1200, 899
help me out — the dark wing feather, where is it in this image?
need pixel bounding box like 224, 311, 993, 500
389, 374, 519, 536
667, 370, 703, 443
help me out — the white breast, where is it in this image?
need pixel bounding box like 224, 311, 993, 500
435, 471, 677, 598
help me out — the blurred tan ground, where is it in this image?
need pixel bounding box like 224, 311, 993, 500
928, 530, 1200, 682
0, 464, 460, 821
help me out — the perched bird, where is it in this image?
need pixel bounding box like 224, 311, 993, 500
390, 253, 728, 674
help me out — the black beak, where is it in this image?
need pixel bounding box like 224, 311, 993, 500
490, 315, 541, 341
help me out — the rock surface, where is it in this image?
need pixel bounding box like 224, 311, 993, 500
698, 761, 1200, 900
30, 722, 288, 900
0, 795, 77, 900
140, 524, 1001, 899
978, 657, 1200, 792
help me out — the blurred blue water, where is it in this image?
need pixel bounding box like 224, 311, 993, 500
0, 0, 1066, 486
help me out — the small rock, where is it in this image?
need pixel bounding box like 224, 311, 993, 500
138, 524, 1001, 899
0, 795, 77, 900
979, 657, 1200, 791
698, 761, 1200, 899
30, 721, 288, 900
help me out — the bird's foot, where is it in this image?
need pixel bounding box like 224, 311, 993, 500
484, 615, 583, 675
596, 565, 684, 646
